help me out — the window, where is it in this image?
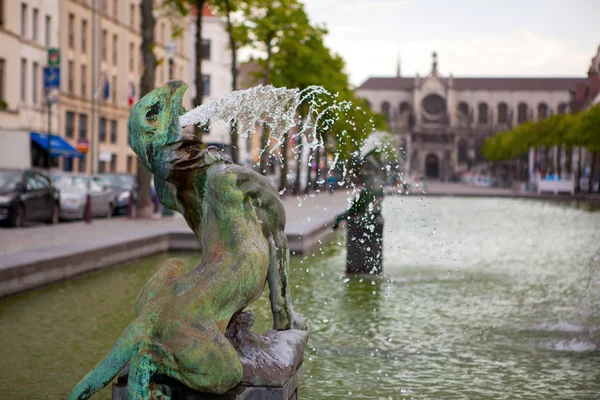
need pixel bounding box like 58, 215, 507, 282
63, 158, 73, 172
457, 102, 469, 117
65, 111, 75, 139
110, 120, 117, 143
78, 154, 86, 173
81, 65, 87, 98
79, 113, 88, 139
81, 20, 87, 53
112, 34, 118, 64
202, 74, 211, 97
517, 103, 528, 124
457, 138, 468, 163
98, 161, 106, 174
110, 154, 117, 172
20, 58, 27, 102
99, 117, 107, 142
381, 101, 390, 124
21, 3, 27, 37
201, 39, 211, 60
32, 62, 38, 104
45, 15, 51, 46
102, 29, 107, 61
558, 103, 567, 114
477, 102, 488, 124
497, 103, 508, 124
68, 13, 74, 48
127, 155, 133, 173
112, 76, 116, 105
0, 0, 4, 27
32, 8, 38, 41
538, 102, 548, 120
129, 4, 135, 27
160, 23, 165, 44
67, 61, 74, 94
113, 0, 118, 18
0, 58, 4, 102
129, 42, 134, 71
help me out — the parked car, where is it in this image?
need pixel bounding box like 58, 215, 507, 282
51, 174, 114, 220
0, 168, 60, 227
100, 173, 137, 215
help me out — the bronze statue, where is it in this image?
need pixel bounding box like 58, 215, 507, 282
69, 80, 308, 400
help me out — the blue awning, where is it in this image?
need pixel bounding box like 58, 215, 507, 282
30, 132, 83, 159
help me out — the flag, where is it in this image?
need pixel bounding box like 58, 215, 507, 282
103, 78, 110, 100
128, 82, 136, 106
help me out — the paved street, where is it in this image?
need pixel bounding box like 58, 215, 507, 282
0, 189, 353, 257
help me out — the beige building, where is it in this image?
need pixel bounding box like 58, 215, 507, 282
0, 0, 189, 174
0, 0, 60, 169
356, 53, 585, 180
57, 0, 189, 174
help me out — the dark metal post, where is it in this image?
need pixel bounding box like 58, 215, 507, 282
47, 100, 52, 169
169, 58, 173, 80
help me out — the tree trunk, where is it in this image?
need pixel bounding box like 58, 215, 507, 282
589, 151, 598, 194
136, 0, 157, 219
294, 139, 303, 195
576, 147, 583, 192
278, 130, 289, 194
304, 147, 313, 194
225, 0, 238, 164
565, 147, 572, 175
314, 146, 321, 189
556, 144, 562, 178
193, 0, 205, 109
259, 42, 273, 175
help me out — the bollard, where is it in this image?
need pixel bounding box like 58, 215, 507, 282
84, 193, 92, 224
346, 211, 384, 274
127, 190, 135, 218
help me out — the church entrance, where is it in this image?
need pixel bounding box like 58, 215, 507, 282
425, 154, 439, 179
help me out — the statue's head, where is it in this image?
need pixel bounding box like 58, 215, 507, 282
128, 80, 202, 180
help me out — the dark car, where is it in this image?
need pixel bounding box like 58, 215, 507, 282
99, 173, 137, 215
0, 169, 61, 227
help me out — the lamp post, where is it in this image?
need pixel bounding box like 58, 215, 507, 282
166, 41, 176, 80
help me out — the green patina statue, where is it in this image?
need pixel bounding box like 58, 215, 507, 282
70, 81, 308, 400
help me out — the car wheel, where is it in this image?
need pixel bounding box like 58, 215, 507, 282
10, 204, 25, 228
45, 203, 60, 225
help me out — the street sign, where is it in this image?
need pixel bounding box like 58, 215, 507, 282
48, 48, 60, 66
44, 67, 60, 90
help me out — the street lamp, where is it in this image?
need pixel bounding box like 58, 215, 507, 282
166, 41, 176, 81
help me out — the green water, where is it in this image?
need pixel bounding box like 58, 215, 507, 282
1, 197, 599, 399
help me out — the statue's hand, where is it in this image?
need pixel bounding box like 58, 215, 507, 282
291, 311, 310, 332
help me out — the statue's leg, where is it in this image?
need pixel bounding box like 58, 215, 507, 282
163, 323, 243, 394
136, 258, 186, 315
127, 348, 162, 400
69, 321, 142, 400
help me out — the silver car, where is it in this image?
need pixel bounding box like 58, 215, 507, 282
51, 174, 114, 220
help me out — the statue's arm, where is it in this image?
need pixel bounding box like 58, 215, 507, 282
154, 175, 183, 214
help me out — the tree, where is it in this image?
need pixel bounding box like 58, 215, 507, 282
242, 0, 306, 174
136, 0, 158, 218
572, 104, 600, 192
211, 0, 250, 164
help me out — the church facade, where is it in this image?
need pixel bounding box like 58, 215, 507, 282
355, 54, 585, 180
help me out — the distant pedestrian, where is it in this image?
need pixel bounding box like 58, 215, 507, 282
327, 174, 337, 195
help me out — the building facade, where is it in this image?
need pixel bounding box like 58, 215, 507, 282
356, 53, 585, 180
0, 0, 60, 169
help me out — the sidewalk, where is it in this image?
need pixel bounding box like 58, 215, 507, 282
0, 190, 352, 297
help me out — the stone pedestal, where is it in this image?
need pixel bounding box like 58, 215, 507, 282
112, 311, 308, 400
346, 211, 384, 274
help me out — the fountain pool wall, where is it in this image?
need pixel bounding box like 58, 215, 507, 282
0, 197, 598, 399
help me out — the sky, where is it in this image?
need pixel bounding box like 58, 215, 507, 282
301, 0, 600, 86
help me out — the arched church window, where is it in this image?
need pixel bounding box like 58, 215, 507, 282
557, 103, 567, 114
517, 102, 528, 124
497, 103, 508, 124
457, 138, 468, 164
381, 101, 390, 124
399, 102, 411, 114
478, 102, 489, 124
457, 102, 469, 117
538, 102, 548, 120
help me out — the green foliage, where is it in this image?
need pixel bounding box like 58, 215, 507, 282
483, 105, 600, 161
